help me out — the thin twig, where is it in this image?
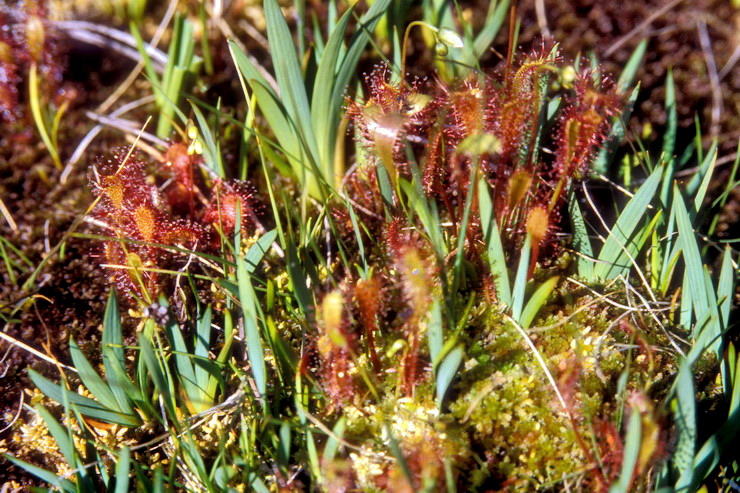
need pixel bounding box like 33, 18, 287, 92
718, 43, 740, 81
0, 198, 18, 234
85, 112, 168, 148
61, 96, 157, 183
697, 19, 724, 138
55, 20, 167, 68
604, 0, 684, 57
96, 0, 178, 114
534, 0, 551, 38
0, 327, 77, 372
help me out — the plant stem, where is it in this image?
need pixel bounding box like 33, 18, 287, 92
400, 21, 435, 81
29, 63, 62, 170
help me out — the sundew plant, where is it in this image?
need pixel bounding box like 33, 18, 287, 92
0, 1, 737, 492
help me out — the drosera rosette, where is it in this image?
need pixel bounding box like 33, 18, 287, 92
345, 42, 624, 278
86, 142, 262, 304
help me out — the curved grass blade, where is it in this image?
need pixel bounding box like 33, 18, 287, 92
436, 344, 464, 409
609, 405, 642, 493
113, 447, 131, 493
511, 236, 531, 321
237, 254, 266, 405
4, 455, 76, 492
519, 276, 559, 329
594, 165, 663, 280
478, 177, 511, 305
69, 338, 122, 412
29, 370, 141, 427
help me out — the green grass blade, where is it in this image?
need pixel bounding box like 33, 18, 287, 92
323, 416, 346, 463
162, 300, 205, 411
659, 70, 677, 206
617, 39, 647, 93
428, 298, 444, 367
593, 85, 639, 175
69, 338, 121, 412
114, 447, 131, 493
102, 291, 124, 369
662, 69, 677, 162
568, 191, 594, 280
264, 0, 318, 163
686, 141, 717, 199
329, 0, 392, 129
608, 405, 642, 493
244, 229, 278, 272
478, 177, 511, 305
692, 144, 718, 214
520, 276, 559, 329
29, 370, 141, 427
4, 455, 76, 492
138, 332, 177, 422
436, 344, 464, 409
595, 165, 663, 279
674, 358, 698, 490
189, 102, 225, 178
674, 185, 720, 354
236, 255, 266, 404
717, 246, 734, 331
472, 0, 510, 60
36, 405, 77, 468
194, 305, 213, 393
99, 295, 141, 414
310, 5, 355, 170
511, 236, 531, 321
400, 179, 447, 259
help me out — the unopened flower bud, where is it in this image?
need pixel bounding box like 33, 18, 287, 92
437, 28, 464, 49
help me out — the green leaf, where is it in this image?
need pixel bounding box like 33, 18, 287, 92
593, 85, 639, 175
691, 144, 718, 214
190, 102, 224, 178
520, 276, 559, 328
264, 0, 318, 162
244, 229, 278, 272
114, 447, 131, 493
617, 39, 647, 93
286, 242, 314, 316
674, 185, 720, 355
162, 298, 206, 412
329, 0, 392, 134
674, 358, 697, 489
436, 345, 464, 409
472, 0, 510, 60
595, 165, 663, 279
4, 455, 76, 492
29, 370, 141, 427
194, 306, 214, 394
400, 179, 447, 259
478, 177, 511, 305
511, 235, 531, 321
36, 405, 77, 468
609, 405, 642, 493
310, 5, 355, 168
686, 141, 718, 200
568, 191, 594, 280
69, 338, 121, 412
323, 416, 346, 463
138, 332, 177, 422
236, 255, 266, 403
717, 246, 734, 332
277, 422, 291, 467
428, 299, 444, 367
